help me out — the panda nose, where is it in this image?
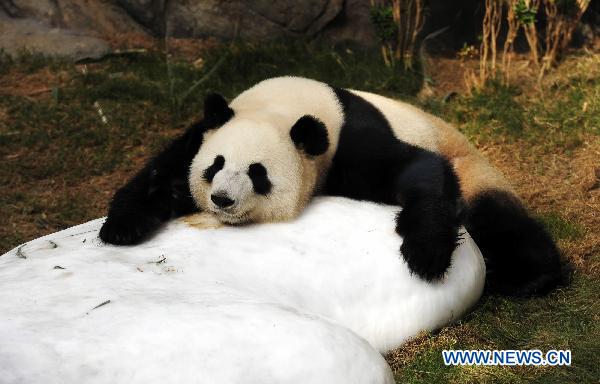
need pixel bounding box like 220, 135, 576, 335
211, 193, 235, 208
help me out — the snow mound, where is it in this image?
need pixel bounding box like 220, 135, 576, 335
0, 197, 485, 384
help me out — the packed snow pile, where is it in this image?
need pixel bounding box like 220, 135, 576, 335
0, 197, 485, 384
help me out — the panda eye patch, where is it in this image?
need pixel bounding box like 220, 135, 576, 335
248, 163, 272, 195
203, 155, 225, 182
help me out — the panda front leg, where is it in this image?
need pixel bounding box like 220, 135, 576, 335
99, 133, 200, 245
393, 152, 463, 281
99, 94, 234, 245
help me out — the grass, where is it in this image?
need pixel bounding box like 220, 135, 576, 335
393, 275, 599, 383
425, 55, 600, 149
1, 42, 598, 383
0, 49, 69, 75
537, 212, 585, 242
69, 41, 421, 118
443, 81, 527, 138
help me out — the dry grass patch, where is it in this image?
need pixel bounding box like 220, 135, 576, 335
0, 68, 70, 100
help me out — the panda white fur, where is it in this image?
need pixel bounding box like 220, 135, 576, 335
100, 76, 563, 296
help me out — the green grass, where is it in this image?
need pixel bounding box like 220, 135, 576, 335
394, 275, 600, 383
450, 81, 526, 138
80, 41, 422, 116
0, 49, 69, 75
1, 41, 422, 189
395, 345, 461, 383
424, 64, 600, 148
537, 212, 585, 242
0, 94, 160, 182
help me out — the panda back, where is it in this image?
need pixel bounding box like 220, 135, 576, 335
348, 90, 439, 152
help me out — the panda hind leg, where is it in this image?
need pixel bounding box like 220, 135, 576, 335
465, 189, 566, 296
393, 152, 464, 281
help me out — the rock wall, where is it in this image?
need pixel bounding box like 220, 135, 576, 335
163, 0, 346, 40
116, 0, 362, 41
0, 0, 377, 60
1, 0, 147, 35
3, 0, 594, 61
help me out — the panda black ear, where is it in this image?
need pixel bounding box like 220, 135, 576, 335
290, 115, 329, 156
203, 93, 234, 127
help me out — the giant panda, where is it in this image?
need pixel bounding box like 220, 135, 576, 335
99, 76, 563, 296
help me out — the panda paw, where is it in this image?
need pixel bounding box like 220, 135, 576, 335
99, 214, 162, 245
395, 205, 459, 281
399, 233, 455, 281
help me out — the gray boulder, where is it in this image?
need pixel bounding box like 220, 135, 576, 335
119, 0, 348, 40
3, 0, 149, 36
0, 0, 379, 59
117, 0, 166, 35
0, 15, 111, 61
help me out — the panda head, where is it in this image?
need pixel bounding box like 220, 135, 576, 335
189, 93, 329, 224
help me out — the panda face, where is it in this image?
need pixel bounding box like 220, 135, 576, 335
189, 120, 304, 224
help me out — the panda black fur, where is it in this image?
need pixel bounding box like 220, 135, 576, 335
99, 76, 563, 296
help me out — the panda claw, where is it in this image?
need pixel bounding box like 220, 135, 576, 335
99, 216, 156, 245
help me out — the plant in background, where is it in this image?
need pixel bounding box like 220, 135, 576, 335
370, 4, 397, 67
465, 0, 503, 90
517, 0, 541, 66
457, 43, 478, 62
540, 0, 590, 78
501, 0, 521, 85
514, 0, 538, 24
500, 0, 538, 84
468, 0, 589, 91
510, 0, 590, 78
369, 0, 425, 69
